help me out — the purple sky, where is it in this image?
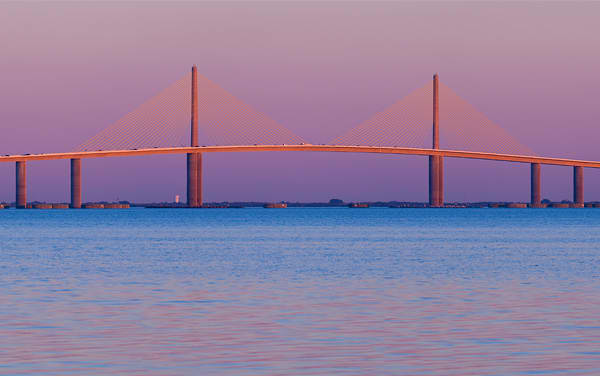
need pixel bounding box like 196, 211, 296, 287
1, 1, 600, 203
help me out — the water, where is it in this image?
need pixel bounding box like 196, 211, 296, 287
1, 208, 600, 375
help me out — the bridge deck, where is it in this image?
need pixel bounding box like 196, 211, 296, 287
0, 145, 598, 168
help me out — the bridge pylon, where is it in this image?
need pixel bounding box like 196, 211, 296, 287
187, 65, 202, 208
429, 73, 444, 207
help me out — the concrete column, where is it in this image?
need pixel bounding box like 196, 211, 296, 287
530, 163, 541, 206
429, 73, 442, 207
187, 153, 198, 207
191, 65, 199, 148
438, 156, 444, 206
186, 65, 200, 208
429, 156, 440, 207
196, 153, 203, 207
432, 74, 439, 150
70, 158, 82, 208
16, 161, 26, 209
574, 166, 584, 206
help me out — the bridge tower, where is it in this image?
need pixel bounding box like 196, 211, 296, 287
429, 74, 444, 207
187, 65, 202, 207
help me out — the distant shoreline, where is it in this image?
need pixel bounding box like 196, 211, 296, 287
2, 201, 599, 210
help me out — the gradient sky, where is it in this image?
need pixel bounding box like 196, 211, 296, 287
1, 1, 600, 203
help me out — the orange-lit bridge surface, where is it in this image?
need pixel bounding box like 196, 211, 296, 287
2, 67, 593, 208
2, 145, 600, 168
1, 144, 595, 209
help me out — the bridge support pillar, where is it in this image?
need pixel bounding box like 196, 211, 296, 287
573, 166, 584, 207
438, 156, 444, 206
197, 153, 202, 206
16, 161, 26, 209
530, 163, 541, 207
429, 156, 443, 207
186, 65, 201, 208
71, 158, 81, 208
428, 73, 443, 207
187, 153, 199, 207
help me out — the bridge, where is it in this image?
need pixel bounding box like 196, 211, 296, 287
1, 66, 593, 208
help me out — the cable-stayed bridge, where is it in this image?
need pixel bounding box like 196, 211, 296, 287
1, 66, 595, 208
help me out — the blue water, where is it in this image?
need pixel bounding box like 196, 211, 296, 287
1, 208, 600, 375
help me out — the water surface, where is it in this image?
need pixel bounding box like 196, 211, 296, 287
1, 208, 599, 375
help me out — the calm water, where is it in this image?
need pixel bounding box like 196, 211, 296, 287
1, 208, 600, 375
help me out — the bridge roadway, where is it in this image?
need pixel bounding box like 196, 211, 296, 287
1, 144, 599, 168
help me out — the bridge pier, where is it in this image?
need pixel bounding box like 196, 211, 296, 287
530, 163, 541, 207
573, 166, 584, 207
187, 153, 199, 207
429, 156, 443, 207
428, 73, 443, 207
71, 158, 81, 208
197, 153, 202, 206
429, 156, 437, 206
15, 161, 26, 209
438, 157, 444, 206
186, 65, 202, 208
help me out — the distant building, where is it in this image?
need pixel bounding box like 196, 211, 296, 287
175, 195, 180, 204
329, 198, 344, 205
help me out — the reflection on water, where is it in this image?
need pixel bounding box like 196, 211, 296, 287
1, 208, 600, 374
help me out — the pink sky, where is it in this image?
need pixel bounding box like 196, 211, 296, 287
1, 1, 599, 203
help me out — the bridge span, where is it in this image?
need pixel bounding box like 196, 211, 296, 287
1, 144, 597, 209
1, 67, 594, 209
2, 144, 600, 168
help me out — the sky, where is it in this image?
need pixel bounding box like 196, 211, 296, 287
1, 1, 600, 203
